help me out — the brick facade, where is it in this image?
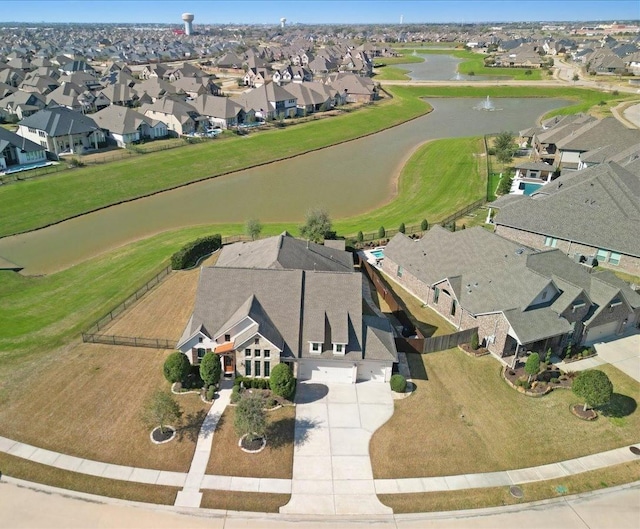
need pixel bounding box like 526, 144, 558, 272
495, 225, 640, 277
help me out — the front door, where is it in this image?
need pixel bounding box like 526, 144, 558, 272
223, 354, 235, 377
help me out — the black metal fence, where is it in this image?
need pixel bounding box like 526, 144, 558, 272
82, 334, 174, 349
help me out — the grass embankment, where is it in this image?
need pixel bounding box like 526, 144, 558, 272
370, 349, 640, 479
373, 54, 424, 81
0, 87, 431, 238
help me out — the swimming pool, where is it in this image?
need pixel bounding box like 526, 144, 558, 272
522, 182, 543, 196
371, 249, 384, 259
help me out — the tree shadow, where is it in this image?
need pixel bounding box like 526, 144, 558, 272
293, 418, 322, 448
599, 393, 637, 418
406, 352, 429, 381
176, 409, 210, 443
295, 383, 329, 404
265, 416, 296, 449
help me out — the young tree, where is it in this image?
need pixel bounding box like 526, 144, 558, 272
356, 231, 364, 243
573, 370, 613, 412
524, 352, 540, 383
470, 331, 480, 351
245, 218, 262, 240
269, 363, 295, 400
398, 222, 406, 234
420, 219, 429, 231
234, 392, 267, 443
299, 208, 332, 243
200, 351, 222, 388
163, 352, 191, 384
378, 226, 386, 239
141, 390, 182, 435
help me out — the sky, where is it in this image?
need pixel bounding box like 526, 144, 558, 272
0, 0, 638, 25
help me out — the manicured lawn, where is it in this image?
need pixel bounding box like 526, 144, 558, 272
200, 490, 291, 512
0, 452, 180, 505
0, 343, 208, 471
206, 405, 295, 479
370, 348, 640, 478
379, 460, 640, 513
373, 54, 424, 81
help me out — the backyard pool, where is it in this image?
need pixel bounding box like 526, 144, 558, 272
518, 181, 544, 196
371, 249, 385, 259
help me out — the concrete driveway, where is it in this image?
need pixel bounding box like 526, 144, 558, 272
280, 381, 394, 515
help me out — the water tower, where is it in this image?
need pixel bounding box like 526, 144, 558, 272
280, 17, 286, 29
182, 13, 194, 35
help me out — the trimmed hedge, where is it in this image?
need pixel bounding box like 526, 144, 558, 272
269, 363, 296, 400
170, 234, 222, 270
390, 374, 407, 393
234, 376, 270, 390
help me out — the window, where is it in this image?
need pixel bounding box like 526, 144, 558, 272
609, 252, 621, 266
38, 130, 46, 137
544, 236, 558, 247
397, 265, 403, 277
433, 287, 440, 304
596, 248, 608, 262
245, 348, 251, 357
245, 361, 251, 376
264, 350, 270, 358
254, 337, 260, 345
254, 360, 261, 377
224, 334, 231, 342
333, 343, 345, 355
450, 299, 457, 316
310, 342, 321, 353
264, 361, 270, 377
197, 348, 205, 360
198, 337, 203, 343
254, 349, 261, 357
28, 127, 36, 134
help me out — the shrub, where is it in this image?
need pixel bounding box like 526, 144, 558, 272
200, 351, 222, 388
357, 231, 364, 243
545, 348, 553, 364
163, 352, 191, 384
141, 389, 182, 435
390, 374, 407, 393
470, 331, 479, 351
68, 157, 85, 168
234, 392, 267, 442
573, 370, 613, 411
206, 385, 216, 401
170, 234, 222, 270
524, 353, 540, 383
420, 219, 429, 231
550, 377, 559, 384
230, 385, 241, 403
378, 226, 386, 239
269, 363, 295, 400
398, 222, 406, 234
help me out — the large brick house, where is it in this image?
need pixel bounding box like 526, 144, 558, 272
382, 227, 640, 361
177, 233, 397, 384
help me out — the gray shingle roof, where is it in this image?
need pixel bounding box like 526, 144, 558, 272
495, 162, 640, 257
18, 105, 100, 136
91, 105, 152, 135
0, 126, 44, 153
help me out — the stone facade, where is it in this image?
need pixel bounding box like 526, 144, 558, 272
494, 225, 640, 277
235, 334, 281, 378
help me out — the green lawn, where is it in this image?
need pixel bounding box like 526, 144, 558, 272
373, 54, 424, 81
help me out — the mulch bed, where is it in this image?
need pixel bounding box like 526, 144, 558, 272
151, 426, 176, 443
570, 404, 598, 421
459, 343, 490, 357
563, 352, 597, 364
241, 436, 265, 451
503, 364, 572, 395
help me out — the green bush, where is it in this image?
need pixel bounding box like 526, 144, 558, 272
170, 234, 222, 270
199, 351, 222, 387
420, 219, 428, 231
398, 222, 406, 234
357, 231, 364, 243
163, 352, 192, 384
470, 331, 479, 351
230, 385, 241, 404
378, 226, 386, 238
269, 363, 296, 400
206, 385, 216, 401
550, 377, 559, 384
390, 374, 407, 393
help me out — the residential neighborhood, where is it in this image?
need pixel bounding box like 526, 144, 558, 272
0, 4, 639, 527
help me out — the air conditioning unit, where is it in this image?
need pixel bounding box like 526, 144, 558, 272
584, 255, 597, 266
573, 253, 584, 263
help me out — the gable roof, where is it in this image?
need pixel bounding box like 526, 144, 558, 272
0, 126, 44, 153
18, 105, 100, 136
495, 162, 640, 257
92, 105, 155, 135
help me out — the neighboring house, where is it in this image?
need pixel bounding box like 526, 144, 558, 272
139, 97, 199, 136
0, 90, 46, 119
139, 63, 167, 80
243, 67, 271, 88
177, 233, 397, 383
46, 82, 96, 113
493, 162, 640, 276
171, 76, 221, 99
529, 114, 596, 166
513, 162, 556, 182
134, 78, 184, 102
383, 227, 640, 361
92, 105, 167, 147
0, 126, 47, 171
19, 74, 60, 95
325, 72, 378, 103
283, 82, 332, 115
191, 94, 245, 129
16, 105, 104, 158
232, 82, 297, 120
98, 83, 140, 107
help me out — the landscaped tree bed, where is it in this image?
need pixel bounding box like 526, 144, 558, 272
503, 364, 573, 396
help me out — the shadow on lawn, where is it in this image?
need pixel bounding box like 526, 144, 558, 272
406, 352, 429, 382
266, 416, 296, 449
177, 409, 209, 443
600, 393, 637, 419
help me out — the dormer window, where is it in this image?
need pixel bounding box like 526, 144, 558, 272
309, 342, 321, 354
333, 343, 346, 355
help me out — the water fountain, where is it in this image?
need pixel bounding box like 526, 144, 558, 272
451, 71, 464, 81
474, 96, 498, 111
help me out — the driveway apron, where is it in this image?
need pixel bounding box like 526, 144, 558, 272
280, 381, 394, 515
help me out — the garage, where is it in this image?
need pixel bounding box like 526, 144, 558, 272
298, 360, 354, 384
584, 321, 620, 344
356, 361, 388, 382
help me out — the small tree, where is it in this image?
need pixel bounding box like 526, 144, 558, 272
524, 352, 540, 383
141, 390, 182, 435
470, 331, 479, 351
269, 363, 295, 400
573, 370, 613, 412
200, 351, 222, 388
378, 226, 386, 239
245, 218, 262, 241
357, 231, 364, 243
420, 219, 429, 231
398, 222, 406, 234
300, 208, 332, 243
163, 352, 191, 384
234, 392, 267, 443
572, 73, 579, 83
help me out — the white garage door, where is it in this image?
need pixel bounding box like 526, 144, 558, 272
357, 361, 386, 382
299, 360, 353, 384
585, 321, 619, 344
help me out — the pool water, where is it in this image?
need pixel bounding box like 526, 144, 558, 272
522, 182, 543, 196
371, 249, 384, 259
